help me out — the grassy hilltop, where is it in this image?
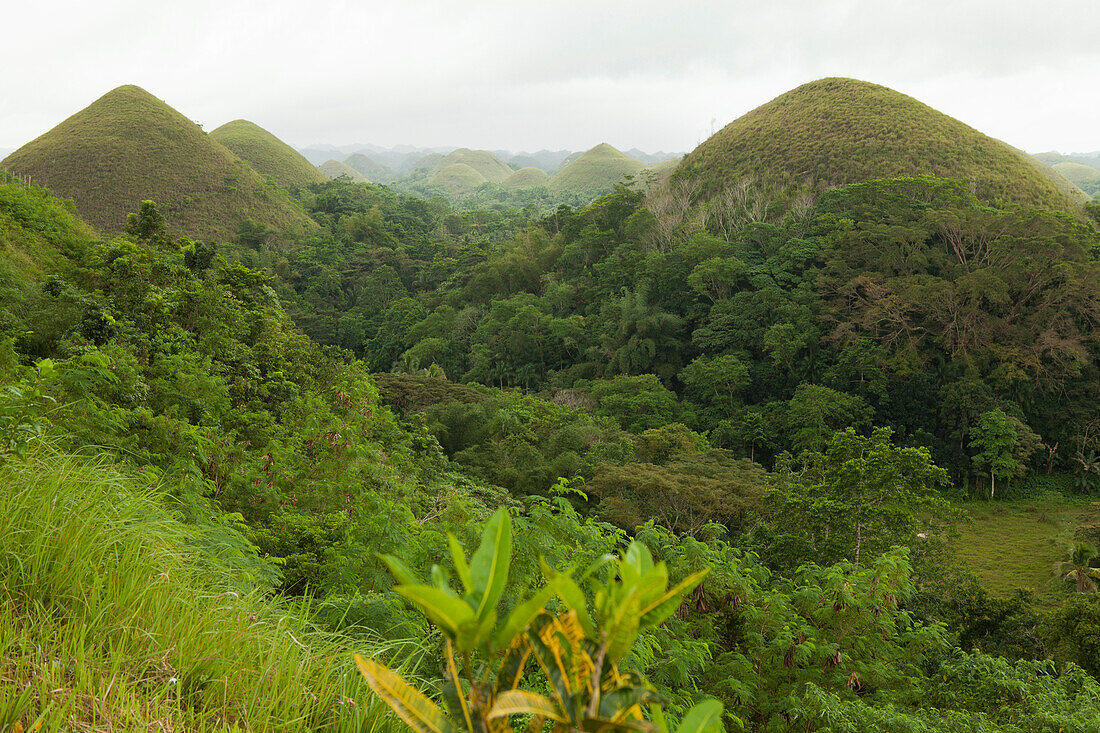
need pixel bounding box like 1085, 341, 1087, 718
676, 77, 1087, 210
1, 85, 316, 242
548, 143, 646, 197
344, 152, 396, 183
504, 165, 551, 187
1052, 161, 1100, 197
209, 119, 328, 189
319, 158, 369, 182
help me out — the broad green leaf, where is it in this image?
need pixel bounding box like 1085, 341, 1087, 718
442, 642, 474, 732
395, 584, 474, 637
581, 553, 617, 581
354, 655, 456, 733
624, 541, 654, 577
494, 578, 558, 650
599, 686, 663, 722
447, 532, 473, 594
545, 562, 595, 638
470, 508, 512, 621
675, 699, 724, 733
650, 703, 669, 733
633, 563, 669, 609
381, 554, 423, 586
639, 569, 709, 628
456, 609, 497, 652
605, 592, 641, 663
489, 690, 568, 722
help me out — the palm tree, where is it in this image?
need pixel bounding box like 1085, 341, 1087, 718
1056, 543, 1100, 593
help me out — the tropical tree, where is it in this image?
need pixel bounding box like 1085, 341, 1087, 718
969, 409, 1018, 499
767, 427, 950, 567
1057, 543, 1100, 593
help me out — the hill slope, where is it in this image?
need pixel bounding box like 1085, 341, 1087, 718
504, 166, 551, 188
548, 143, 646, 197
1, 86, 316, 241
319, 159, 368, 182
209, 119, 327, 189
344, 153, 395, 183
676, 77, 1087, 211
1053, 161, 1100, 196
429, 162, 488, 192
433, 148, 514, 183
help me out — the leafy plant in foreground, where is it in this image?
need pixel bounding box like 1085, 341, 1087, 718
355, 507, 722, 733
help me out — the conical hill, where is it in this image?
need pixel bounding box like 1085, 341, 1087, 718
319, 159, 368, 182
676, 77, 1087, 210
343, 153, 395, 183
0, 85, 316, 241
209, 119, 327, 189
504, 167, 551, 188
548, 143, 646, 197
434, 149, 514, 183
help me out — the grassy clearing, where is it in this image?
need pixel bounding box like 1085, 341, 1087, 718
0, 450, 410, 732
953, 494, 1090, 607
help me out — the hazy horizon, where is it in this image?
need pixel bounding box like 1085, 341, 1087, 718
2, 1, 1098, 156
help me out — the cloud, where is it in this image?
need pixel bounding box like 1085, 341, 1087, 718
1, 0, 1097, 153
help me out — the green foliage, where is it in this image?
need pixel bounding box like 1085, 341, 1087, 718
767, 427, 950, 567
358, 507, 718, 733
970, 410, 1021, 500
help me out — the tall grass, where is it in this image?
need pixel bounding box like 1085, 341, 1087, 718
0, 450, 413, 731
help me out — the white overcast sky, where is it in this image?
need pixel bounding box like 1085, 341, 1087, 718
2, 0, 1097, 154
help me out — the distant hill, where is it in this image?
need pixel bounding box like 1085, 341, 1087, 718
676, 77, 1087, 211
504, 166, 551, 188
209, 119, 327, 189
319, 159, 368, 182
548, 143, 646, 197
504, 149, 573, 172
644, 157, 682, 179
429, 162, 488, 193
343, 153, 395, 183
626, 148, 683, 165
0, 85, 316, 241
434, 149, 514, 183
1052, 161, 1100, 197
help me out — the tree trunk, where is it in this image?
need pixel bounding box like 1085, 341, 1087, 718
854, 522, 862, 567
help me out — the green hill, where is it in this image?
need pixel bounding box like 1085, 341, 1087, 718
503, 166, 551, 188
209, 119, 327, 189
344, 153, 395, 183
434, 148, 513, 183
1053, 161, 1100, 196
318, 159, 368, 182
429, 162, 488, 193
0, 85, 316, 241
676, 77, 1087, 211
548, 143, 646, 197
